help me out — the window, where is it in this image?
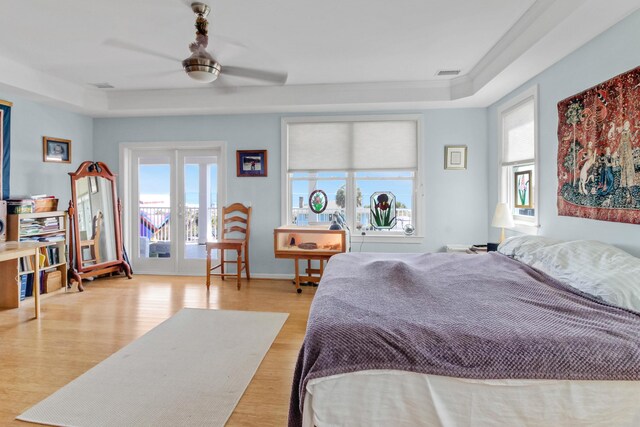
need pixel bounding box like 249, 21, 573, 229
498, 87, 538, 227
283, 116, 420, 236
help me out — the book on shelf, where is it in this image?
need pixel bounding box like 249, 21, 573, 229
25, 273, 33, 297
18, 255, 34, 272
48, 246, 60, 265
38, 253, 46, 269
20, 275, 28, 301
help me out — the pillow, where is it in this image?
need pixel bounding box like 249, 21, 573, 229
523, 240, 640, 312
497, 235, 561, 258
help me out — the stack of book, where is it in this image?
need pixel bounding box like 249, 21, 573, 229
20, 219, 41, 235
19, 217, 63, 236
18, 217, 65, 242
42, 217, 60, 232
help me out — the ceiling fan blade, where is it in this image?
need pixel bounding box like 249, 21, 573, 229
103, 39, 183, 63
222, 66, 288, 85
213, 75, 238, 94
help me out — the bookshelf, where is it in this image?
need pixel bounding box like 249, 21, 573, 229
7, 211, 68, 303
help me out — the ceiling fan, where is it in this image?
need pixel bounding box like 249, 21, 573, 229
106, 2, 287, 86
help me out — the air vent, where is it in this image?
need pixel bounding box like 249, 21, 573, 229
436, 70, 461, 77
90, 82, 115, 89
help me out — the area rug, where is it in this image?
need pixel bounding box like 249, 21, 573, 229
17, 308, 289, 426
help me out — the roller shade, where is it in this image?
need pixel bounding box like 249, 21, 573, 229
503, 99, 534, 164
288, 120, 417, 172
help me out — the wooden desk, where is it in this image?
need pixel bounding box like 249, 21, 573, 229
274, 226, 346, 293
0, 242, 44, 318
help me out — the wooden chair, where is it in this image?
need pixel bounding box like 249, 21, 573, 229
205, 203, 251, 290
80, 211, 103, 266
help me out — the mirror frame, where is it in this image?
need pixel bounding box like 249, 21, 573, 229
68, 161, 132, 291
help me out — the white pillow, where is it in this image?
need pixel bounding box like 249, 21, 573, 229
497, 235, 561, 258
523, 240, 640, 312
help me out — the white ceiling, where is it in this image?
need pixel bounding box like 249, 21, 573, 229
0, 0, 638, 116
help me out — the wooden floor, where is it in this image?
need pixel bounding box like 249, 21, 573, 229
0, 275, 315, 426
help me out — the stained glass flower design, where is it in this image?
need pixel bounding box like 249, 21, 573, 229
309, 190, 328, 214
370, 191, 396, 229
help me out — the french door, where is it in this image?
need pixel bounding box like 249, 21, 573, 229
129, 148, 222, 275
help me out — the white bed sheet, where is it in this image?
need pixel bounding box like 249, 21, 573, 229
303, 370, 640, 426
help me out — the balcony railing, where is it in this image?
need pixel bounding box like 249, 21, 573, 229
139, 206, 218, 242
292, 207, 412, 231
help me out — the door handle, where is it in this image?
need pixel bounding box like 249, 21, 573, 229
178, 202, 183, 218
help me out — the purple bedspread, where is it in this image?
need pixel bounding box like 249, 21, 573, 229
289, 252, 640, 426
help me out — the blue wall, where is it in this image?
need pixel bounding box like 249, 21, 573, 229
487, 8, 640, 257
94, 109, 489, 276
0, 91, 93, 207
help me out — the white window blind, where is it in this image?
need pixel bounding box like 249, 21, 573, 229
503, 99, 534, 164
288, 120, 417, 172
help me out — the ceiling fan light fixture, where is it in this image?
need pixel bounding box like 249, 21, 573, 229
185, 69, 218, 83
182, 57, 221, 83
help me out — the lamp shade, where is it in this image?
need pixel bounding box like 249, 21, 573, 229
491, 203, 515, 228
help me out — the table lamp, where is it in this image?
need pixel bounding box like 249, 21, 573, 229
491, 202, 514, 243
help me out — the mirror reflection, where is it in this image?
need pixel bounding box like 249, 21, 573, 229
75, 176, 117, 266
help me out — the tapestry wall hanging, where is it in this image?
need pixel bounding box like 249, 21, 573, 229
0, 100, 11, 199
557, 66, 640, 224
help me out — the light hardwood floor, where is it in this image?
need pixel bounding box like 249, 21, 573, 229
0, 275, 315, 426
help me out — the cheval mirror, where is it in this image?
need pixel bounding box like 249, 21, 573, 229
68, 161, 132, 291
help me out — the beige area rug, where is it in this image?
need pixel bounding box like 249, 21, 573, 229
18, 308, 289, 426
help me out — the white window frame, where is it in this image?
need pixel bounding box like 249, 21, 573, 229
281, 115, 423, 243
497, 85, 540, 234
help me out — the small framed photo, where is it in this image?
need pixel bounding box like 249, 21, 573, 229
444, 145, 467, 170
43, 137, 71, 163
514, 170, 533, 208
236, 150, 268, 177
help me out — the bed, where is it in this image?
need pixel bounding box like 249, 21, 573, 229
289, 237, 640, 426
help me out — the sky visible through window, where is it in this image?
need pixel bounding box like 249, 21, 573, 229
138, 164, 218, 206
139, 166, 410, 209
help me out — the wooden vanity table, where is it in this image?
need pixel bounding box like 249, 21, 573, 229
274, 226, 347, 293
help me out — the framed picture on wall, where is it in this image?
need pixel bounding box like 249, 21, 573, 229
236, 150, 268, 177
43, 136, 71, 163
444, 145, 467, 170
